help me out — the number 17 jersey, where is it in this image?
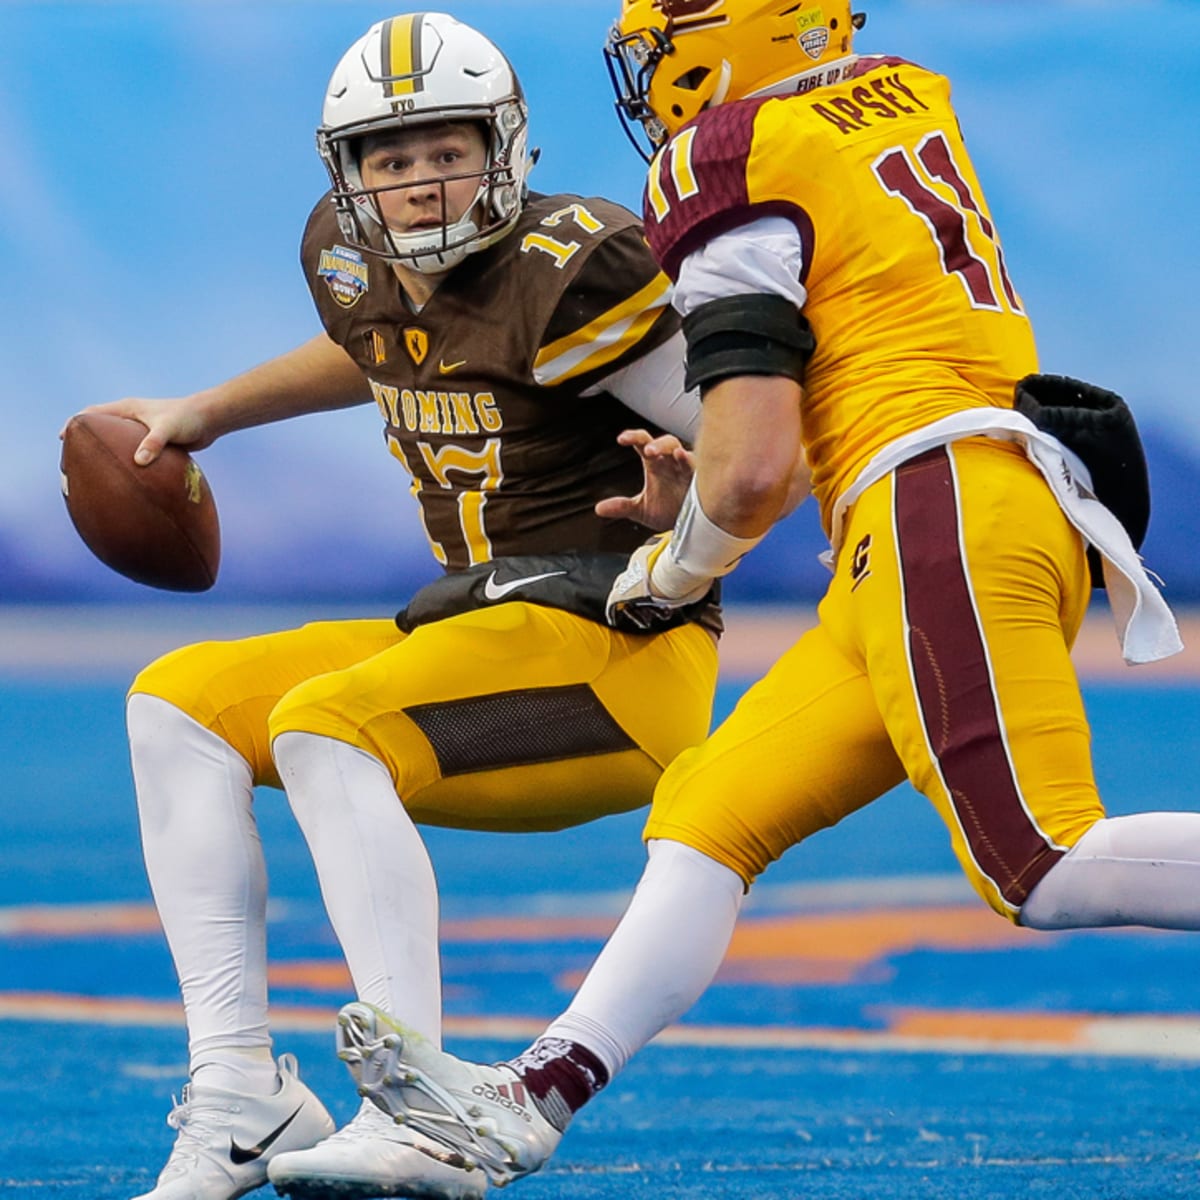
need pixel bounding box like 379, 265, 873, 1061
642, 57, 1039, 529
302, 192, 680, 572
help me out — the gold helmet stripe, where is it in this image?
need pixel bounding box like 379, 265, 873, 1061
380, 13, 424, 97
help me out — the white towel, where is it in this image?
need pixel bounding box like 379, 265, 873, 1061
821, 409, 1183, 666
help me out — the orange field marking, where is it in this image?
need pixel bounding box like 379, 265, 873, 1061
1, 902, 1123, 994
3, 991, 1199, 1059
718, 905, 1046, 984
267, 905, 1055, 994
558, 905, 1056, 990
0, 903, 163, 936
882, 1006, 1092, 1046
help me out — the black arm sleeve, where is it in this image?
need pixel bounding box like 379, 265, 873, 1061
681, 294, 815, 395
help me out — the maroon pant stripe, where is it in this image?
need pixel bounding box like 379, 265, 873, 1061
894, 448, 1063, 907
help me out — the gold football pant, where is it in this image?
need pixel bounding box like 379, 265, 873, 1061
130, 603, 718, 832
646, 438, 1104, 921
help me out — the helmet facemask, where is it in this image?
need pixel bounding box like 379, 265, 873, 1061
319, 102, 529, 273
605, 1, 867, 159
604, 26, 674, 161
348, 160, 490, 274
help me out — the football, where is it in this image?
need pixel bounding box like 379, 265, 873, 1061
59, 412, 221, 592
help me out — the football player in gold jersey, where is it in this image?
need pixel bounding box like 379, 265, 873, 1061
70, 13, 727, 1200
329, 3, 1199, 1190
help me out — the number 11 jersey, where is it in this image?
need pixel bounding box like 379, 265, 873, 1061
641, 57, 1039, 529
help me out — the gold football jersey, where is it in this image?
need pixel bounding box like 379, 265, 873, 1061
643, 57, 1039, 528
302, 193, 679, 571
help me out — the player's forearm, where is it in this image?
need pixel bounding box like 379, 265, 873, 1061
190, 332, 374, 438
693, 375, 805, 536
640, 375, 803, 603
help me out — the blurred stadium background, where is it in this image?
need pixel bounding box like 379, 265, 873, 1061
2, 0, 1199, 609
4, 7, 1200, 1194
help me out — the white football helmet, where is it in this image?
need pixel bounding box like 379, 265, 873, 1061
318, 12, 533, 273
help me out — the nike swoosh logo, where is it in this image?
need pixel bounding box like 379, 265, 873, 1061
483, 569, 567, 601
229, 1104, 305, 1165
438, 358, 467, 375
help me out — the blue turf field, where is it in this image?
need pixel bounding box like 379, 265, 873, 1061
2, 647, 1199, 1197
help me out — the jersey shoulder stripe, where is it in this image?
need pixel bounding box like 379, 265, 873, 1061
533, 269, 672, 386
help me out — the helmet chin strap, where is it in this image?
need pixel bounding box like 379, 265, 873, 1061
386, 215, 482, 275
708, 61, 733, 109
384, 178, 490, 275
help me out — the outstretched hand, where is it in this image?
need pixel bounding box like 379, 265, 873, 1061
595, 428, 694, 532
58, 397, 214, 466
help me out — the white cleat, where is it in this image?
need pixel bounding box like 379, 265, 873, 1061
268, 1098, 488, 1199
336, 1002, 562, 1187
130, 1053, 335, 1200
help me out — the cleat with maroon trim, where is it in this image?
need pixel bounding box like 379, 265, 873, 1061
336, 1002, 562, 1187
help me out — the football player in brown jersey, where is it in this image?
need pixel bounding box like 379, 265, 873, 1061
329, 2, 1200, 1191
71, 13, 728, 1200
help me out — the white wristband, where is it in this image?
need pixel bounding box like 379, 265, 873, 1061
649, 478, 764, 598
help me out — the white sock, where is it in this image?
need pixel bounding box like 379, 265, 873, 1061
1022, 812, 1200, 929
273, 732, 443, 1046
191, 1045, 279, 1096
127, 694, 273, 1074
542, 839, 744, 1079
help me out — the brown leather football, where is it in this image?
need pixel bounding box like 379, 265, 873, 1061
60, 412, 220, 592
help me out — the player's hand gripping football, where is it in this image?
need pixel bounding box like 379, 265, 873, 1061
594, 428, 694, 532
59, 396, 215, 466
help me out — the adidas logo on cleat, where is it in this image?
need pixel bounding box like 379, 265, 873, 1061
473, 1082, 533, 1123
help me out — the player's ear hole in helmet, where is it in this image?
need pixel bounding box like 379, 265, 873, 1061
318, 12, 535, 274
605, 0, 866, 160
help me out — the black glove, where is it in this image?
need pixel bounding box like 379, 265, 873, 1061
1013, 374, 1150, 587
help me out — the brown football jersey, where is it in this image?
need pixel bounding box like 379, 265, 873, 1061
302, 192, 680, 571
